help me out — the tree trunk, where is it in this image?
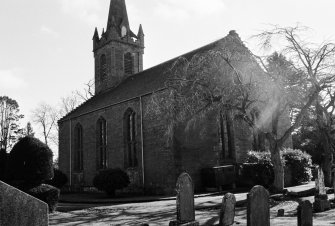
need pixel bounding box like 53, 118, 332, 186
320, 129, 333, 187
316, 101, 334, 187
269, 138, 284, 192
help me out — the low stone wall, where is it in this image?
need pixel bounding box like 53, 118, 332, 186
0, 180, 48, 226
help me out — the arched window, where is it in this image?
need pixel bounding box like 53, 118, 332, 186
251, 108, 265, 151
74, 123, 83, 171
226, 111, 235, 159
100, 54, 107, 81
124, 108, 137, 168
219, 111, 235, 160
124, 52, 134, 75
96, 117, 107, 169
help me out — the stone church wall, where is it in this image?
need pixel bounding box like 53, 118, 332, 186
58, 91, 178, 193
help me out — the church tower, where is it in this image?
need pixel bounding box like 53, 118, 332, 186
93, 0, 144, 94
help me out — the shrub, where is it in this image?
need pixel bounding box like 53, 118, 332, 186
7, 136, 54, 184
93, 168, 130, 196
26, 184, 60, 213
45, 168, 68, 189
239, 151, 274, 188
282, 148, 312, 185
0, 148, 8, 181
240, 149, 312, 187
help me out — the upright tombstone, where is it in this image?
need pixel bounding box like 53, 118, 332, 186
315, 166, 326, 195
314, 166, 330, 212
0, 180, 48, 226
169, 173, 199, 226
247, 185, 270, 226
219, 193, 236, 226
297, 200, 313, 226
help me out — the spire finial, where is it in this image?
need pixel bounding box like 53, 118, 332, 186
137, 24, 144, 37
93, 27, 99, 40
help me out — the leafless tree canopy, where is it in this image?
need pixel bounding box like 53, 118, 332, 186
31, 103, 58, 146
0, 96, 24, 152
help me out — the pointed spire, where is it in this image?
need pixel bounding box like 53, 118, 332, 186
107, 0, 130, 30
137, 24, 144, 37
93, 27, 99, 40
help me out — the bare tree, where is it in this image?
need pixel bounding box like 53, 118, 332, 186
149, 28, 335, 192
148, 35, 267, 178
253, 25, 335, 189
58, 79, 95, 118
0, 96, 24, 152
31, 103, 58, 146
75, 79, 95, 101
59, 93, 82, 117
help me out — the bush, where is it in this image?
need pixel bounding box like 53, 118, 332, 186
93, 168, 130, 196
239, 151, 274, 188
0, 148, 8, 181
45, 168, 68, 189
26, 184, 60, 213
282, 148, 312, 185
239, 149, 312, 187
7, 136, 54, 184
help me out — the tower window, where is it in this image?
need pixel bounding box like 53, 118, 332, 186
124, 108, 137, 168
124, 52, 134, 75
74, 123, 83, 172
100, 54, 107, 81
97, 117, 107, 169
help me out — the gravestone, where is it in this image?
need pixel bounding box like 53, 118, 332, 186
314, 166, 330, 212
169, 173, 199, 226
219, 193, 236, 226
0, 180, 48, 226
247, 185, 270, 226
297, 200, 313, 226
277, 209, 284, 217
315, 166, 326, 195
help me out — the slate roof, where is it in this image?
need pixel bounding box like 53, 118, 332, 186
59, 31, 246, 122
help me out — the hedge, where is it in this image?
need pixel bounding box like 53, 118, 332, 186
240, 148, 312, 187
7, 136, 54, 184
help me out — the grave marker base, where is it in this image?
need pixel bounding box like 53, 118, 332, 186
169, 220, 200, 226
314, 196, 330, 212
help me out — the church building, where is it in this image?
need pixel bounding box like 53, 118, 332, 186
58, 0, 290, 194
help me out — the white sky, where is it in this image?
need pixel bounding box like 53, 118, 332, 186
1, 0, 335, 154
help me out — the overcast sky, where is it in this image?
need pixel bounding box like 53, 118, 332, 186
1, 0, 335, 154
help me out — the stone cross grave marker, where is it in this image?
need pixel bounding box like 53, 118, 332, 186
247, 185, 270, 226
169, 172, 199, 226
0, 180, 48, 226
297, 200, 313, 226
219, 193, 236, 226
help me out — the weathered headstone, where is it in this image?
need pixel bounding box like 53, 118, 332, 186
297, 200, 313, 226
0, 180, 48, 226
219, 193, 236, 226
314, 166, 330, 212
247, 185, 270, 226
316, 166, 326, 195
277, 209, 284, 217
169, 173, 199, 226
